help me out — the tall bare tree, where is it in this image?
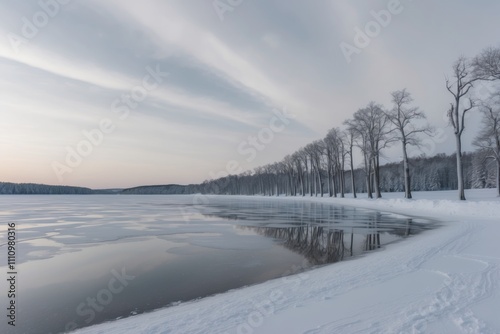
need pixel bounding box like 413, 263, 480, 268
349, 102, 394, 198
311, 140, 326, 197
297, 147, 313, 197
291, 151, 306, 196
338, 131, 348, 198
304, 141, 325, 197
343, 125, 357, 198
324, 128, 341, 197
386, 89, 432, 199
473, 99, 500, 196
282, 155, 296, 196
324, 134, 336, 198
446, 56, 479, 200
345, 117, 371, 198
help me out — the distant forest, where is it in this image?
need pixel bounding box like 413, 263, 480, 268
0, 150, 496, 195
193, 150, 497, 197
0, 182, 93, 195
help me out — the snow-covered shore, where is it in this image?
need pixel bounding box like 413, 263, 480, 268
73, 189, 500, 334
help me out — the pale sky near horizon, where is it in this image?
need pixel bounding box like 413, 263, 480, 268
1, 0, 499, 189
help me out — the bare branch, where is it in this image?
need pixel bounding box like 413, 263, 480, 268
472, 46, 500, 80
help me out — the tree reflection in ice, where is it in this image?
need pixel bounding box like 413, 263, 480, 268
245, 226, 346, 265
202, 199, 433, 266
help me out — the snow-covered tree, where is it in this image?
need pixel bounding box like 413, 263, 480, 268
386, 89, 432, 199
348, 102, 394, 198
446, 56, 479, 200
473, 101, 500, 196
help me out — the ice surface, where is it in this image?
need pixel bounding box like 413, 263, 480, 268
65, 188, 500, 334
1, 194, 431, 333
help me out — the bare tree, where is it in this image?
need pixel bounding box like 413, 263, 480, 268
349, 102, 394, 198
324, 128, 341, 197
297, 147, 313, 197
273, 161, 286, 196
291, 151, 306, 196
305, 141, 326, 197
343, 125, 357, 198
324, 136, 335, 198
304, 143, 317, 196
473, 98, 500, 196
338, 131, 348, 198
446, 56, 479, 200
386, 89, 432, 199
263, 163, 277, 196
282, 155, 296, 196
472, 46, 500, 81
345, 117, 372, 198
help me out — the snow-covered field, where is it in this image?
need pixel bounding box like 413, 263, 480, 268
73, 189, 500, 334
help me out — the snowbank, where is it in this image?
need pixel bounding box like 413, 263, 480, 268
73, 189, 500, 334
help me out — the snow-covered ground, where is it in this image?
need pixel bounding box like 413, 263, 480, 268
73, 189, 500, 334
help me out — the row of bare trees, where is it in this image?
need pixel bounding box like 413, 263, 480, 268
205, 90, 433, 200
343, 97, 431, 199
446, 47, 500, 199
200, 92, 430, 200
200, 46, 500, 200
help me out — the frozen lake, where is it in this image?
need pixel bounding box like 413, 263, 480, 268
0, 195, 435, 334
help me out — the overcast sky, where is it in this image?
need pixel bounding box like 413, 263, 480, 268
0, 0, 499, 189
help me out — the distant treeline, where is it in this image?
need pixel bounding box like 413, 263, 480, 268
0, 182, 94, 195
194, 150, 498, 197
120, 184, 195, 195
2, 150, 496, 195
0, 181, 192, 195
116, 149, 499, 196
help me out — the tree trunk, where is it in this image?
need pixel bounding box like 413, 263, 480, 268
301, 172, 305, 196
402, 141, 412, 199
340, 156, 345, 198
366, 156, 373, 199
318, 168, 324, 197
313, 169, 317, 197
456, 134, 466, 200
374, 155, 382, 198
332, 166, 337, 198
350, 229, 354, 256
497, 160, 500, 197
327, 165, 333, 197
288, 174, 293, 196
308, 170, 312, 196
350, 149, 357, 198
340, 170, 345, 198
